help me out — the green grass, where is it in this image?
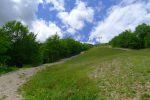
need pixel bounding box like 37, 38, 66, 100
0, 66, 18, 75
21, 47, 150, 100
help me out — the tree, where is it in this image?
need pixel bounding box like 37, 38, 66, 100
144, 34, 150, 48
110, 30, 141, 49
42, 35, 92, 63
110, 24, 150, 49
2, 21, 41, 67
0, 28, 11, 65
0, 21, 92, 67
59, 39, 71, 58
135, 23, 150, 48
63, 38, 82, 56
42, 34, 61, 63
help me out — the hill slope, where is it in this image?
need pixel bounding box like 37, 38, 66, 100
21, 47, 150, 100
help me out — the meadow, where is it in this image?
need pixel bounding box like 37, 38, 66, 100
21, 47, 150, 100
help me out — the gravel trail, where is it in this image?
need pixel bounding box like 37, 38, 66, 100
0, 57, 74, 100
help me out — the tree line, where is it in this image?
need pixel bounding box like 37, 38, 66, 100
0, 21, 92, 68
110, 23, 150, 49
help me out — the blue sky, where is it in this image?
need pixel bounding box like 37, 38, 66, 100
0, 0, 150, 44
36, 0, 118, 43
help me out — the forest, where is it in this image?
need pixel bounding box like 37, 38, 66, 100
110, 23, 150, 49
0, 21, 92, 68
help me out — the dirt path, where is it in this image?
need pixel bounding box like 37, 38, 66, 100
0, 57, 74, 100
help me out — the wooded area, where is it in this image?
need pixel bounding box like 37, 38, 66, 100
0, 21, 92, 68
110, 23, 150, 49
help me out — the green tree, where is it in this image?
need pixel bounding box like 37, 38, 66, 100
110, 30, 141, 49
63, 38, 82, 56
0, 28, 11, 65
2, 21, 41, 67
42, 34, 61, 63
59, 39, 71, 58
144, 34, 150, 48
81, 43, 93, 51
135, 23, 150, 48
42, 35, 92, 63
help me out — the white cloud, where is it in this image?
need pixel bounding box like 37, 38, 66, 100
0, 0, 63, 42
57, 1, 94, 34
31, 19, 63, 42
44, 0, 64, 11
0, 0, 42, 26
89, 0, 150, 43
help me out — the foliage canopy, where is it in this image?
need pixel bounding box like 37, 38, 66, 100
110, 23, 150, 49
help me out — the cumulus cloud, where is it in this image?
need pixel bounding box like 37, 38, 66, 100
31, 19, 63, 42
89, 0, 150, 43
0, 0, 42, 26
0, 0, 63, 42
2, 0, 150, 43
57, 1, 94, 34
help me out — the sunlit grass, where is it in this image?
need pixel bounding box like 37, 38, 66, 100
21, 47, 150, 100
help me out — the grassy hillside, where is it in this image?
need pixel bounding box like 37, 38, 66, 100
21, 47, 150, 100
